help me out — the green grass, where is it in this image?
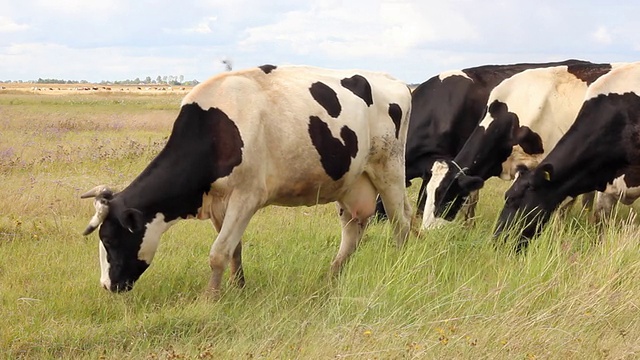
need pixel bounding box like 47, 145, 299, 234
2, 91, 640, 359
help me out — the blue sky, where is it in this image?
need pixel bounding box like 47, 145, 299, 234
1, 0, 638, 84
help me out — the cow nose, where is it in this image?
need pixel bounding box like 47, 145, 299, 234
111, 282, 133, 293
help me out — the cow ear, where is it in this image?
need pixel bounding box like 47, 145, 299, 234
458, 174, 485, 192
118, 208, 145, 233
533, 163, 553, 187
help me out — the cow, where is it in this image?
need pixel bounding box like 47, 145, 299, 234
495, 62, 640, 249
421, 62, 619, 230
375, 59, 596, 221
81, 65, 413, 295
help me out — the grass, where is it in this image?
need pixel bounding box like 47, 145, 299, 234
2, 89, 640, 359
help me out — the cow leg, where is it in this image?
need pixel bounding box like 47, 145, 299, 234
207, 195, 259, 296
415, 176, 430, 218
229, 241, 245, 288
556, 197, 577, 219
459, 190, 479, 226
581, 191, 596, 211
592, 192, 617, 224
330, 203, 367, 276
369, 171, 411, 248
374, 196, 387, 221
209, 215, 245, 288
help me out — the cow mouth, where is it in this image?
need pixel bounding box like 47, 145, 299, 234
105, 281, 134, 293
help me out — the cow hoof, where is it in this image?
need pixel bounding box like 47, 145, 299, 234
202, 288, 222, 301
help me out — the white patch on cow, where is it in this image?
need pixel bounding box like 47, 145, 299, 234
438, 70, 471, 82
584, 62, 634, 100
99, 240, 110, 289
421, 161, 452, 230
138, 213, 176, 264
605, 175, 640, 205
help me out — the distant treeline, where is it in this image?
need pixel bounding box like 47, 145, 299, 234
1, 76, 200, 86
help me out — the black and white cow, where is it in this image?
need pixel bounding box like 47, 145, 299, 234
376, 59, 596, 220
421, 62, 619, 230
495, 62, 640, 247
81, 65, 413, 294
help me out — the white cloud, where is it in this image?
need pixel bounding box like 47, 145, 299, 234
0, 16, 29, 33
163, 17, 218, 34
1, 0, 640, 83
240, 1, 479, 60
592, 26, 613, 45
33, 0, 123, 16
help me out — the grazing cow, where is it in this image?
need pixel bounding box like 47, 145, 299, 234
421, 62, 619, 230
376, 59, 596, 220
495, 62, 640, 247
81, 65, 412, 294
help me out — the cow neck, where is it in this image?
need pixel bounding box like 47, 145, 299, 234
117, 104, 226, 222
451, 128, 496, 179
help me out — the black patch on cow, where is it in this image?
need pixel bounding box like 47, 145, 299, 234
308, 116, 358, 180
122, 103, 244, 221
309, 82, 342, 118
340, 75, 373, 106
513, 126, 544, 154
567, 63, 613, 85
259, 64, 277, 74
388, 103, 402, 138
488, 100, 508, 117
489, 101, 544, 155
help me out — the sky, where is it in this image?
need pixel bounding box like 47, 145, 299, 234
1, 0, 639, 84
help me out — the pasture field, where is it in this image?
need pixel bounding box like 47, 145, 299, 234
1, 87, 640, 359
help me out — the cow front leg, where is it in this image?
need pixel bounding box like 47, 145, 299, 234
415, 174, 431, 218
460, 190, 479, 227
207, 196, 258, 297
229, 241, 245, 288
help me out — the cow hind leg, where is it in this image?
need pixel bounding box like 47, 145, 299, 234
368, 168, 411, 248
330, 202, 368, 276
581, 191, 596, 212
592, 192, 617, 224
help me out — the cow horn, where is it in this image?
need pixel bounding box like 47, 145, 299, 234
80, 185, 113, 199
82, 185, 113, 235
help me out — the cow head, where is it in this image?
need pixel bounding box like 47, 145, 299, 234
81, 185, 169, 292
494, 164, 559, 250
421, 160, 484, 229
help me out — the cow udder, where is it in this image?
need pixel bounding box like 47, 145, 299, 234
340, 174, 377, 222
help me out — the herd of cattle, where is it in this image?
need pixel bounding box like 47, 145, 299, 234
79, 61, 640, 294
